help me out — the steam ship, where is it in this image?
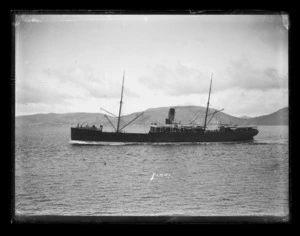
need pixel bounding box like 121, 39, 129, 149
70, 73, 259, 143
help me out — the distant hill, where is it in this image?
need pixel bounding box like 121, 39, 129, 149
245, 107, 289, 126
240, 115, 251, 119
15, 106, 288, 129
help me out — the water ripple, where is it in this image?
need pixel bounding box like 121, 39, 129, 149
15, 126, 289, 216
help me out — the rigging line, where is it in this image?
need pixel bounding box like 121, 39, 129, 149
206, 113, 216, 127
190, 108, 216, 125
118, 112, 144, 132
189, 112, 205, 124
206, 109, 224, 127
215, 111, 220, 126
191, 106, 220, 124
80, 121, 88, 127
104, 114, 117, 131
100, 108, 118, 118
207, 109, 224, 117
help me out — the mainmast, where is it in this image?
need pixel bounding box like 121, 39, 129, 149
203, 74, 213, 129
116, 71, 125, 132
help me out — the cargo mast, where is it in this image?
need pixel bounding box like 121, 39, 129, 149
204, 74, 213, 129
116, 71, 125, 132
101, 71, 143, 133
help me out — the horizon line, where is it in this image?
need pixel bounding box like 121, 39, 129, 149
15, 105, 288, 118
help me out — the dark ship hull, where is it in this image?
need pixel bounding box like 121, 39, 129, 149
70, 74, 259, 144
71, 127, 258, 143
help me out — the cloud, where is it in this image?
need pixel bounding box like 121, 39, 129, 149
16, 65, 139, 107
246, 15, 288, 51
226, 56, 288, 91
139, 63, 212, 96
139, 57, 288, 97
42, 66, 139, 99
215, 87, 288, 117
16, 82, 75, 105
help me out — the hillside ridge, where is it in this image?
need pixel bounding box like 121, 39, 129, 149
15, 106, 288, 128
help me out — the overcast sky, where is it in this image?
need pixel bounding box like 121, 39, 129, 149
15, 14, 288, 117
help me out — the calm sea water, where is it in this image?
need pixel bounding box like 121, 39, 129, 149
15, 126, 289, 217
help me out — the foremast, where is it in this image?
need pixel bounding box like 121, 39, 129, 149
101, 71, 144, 133
203, 74, 213, 129
116, 71, 125, 132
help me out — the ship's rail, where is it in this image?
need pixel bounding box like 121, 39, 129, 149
148, 123, 258, 133
150, 123, 205, 133
73, 124, 103, 131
